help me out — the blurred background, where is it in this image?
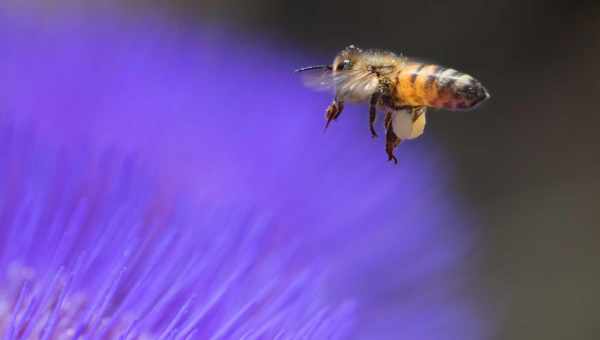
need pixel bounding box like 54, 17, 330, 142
2, 0, 599, 339
140, 0, 600, 338
245, 1, 600, 339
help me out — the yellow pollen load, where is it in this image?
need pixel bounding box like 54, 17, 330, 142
409, 111, 426, 139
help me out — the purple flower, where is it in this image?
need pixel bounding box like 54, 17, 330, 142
0, 124, 356, 339
0, 6, 488, 340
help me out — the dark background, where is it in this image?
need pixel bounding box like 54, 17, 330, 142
155, 1, 600, 339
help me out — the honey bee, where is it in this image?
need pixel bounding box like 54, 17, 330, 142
296, 44, 490, 164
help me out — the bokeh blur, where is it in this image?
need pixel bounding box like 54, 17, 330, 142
2, 0, 599, 339
186, 1, 600, 339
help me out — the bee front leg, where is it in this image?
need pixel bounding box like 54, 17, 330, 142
369, 93, 381, 138
325, 97, 344, 130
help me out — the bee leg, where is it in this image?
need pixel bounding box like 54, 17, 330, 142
412, 106, 426, 122
385, 130, 401, 164
384, 111, 392, 129
385, 112, 401, 164
325, 98, 344, 130
369, 93, 381, 138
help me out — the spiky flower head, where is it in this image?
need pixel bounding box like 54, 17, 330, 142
0, 125, 356, 339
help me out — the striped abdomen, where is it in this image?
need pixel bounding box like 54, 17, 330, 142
395, 63, 490, 110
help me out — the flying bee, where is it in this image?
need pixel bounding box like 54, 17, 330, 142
295, 44, 490, 164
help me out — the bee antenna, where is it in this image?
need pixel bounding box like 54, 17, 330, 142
294, 65, 332, 73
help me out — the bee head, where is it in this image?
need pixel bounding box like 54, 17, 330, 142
332, 44, 363, 72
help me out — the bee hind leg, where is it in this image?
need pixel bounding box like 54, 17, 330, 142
385, 130, 401, 164
384, 112, 401, 164
324, 98, 344, 130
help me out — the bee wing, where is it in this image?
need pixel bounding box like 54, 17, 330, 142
390, 107, 427, 140
296, 67, 379, 99
334, 69, 379, 100
404, 55, 440, 66
296, 67, 337, 93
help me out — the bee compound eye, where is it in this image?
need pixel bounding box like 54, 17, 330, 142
337, 59, 351, 71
